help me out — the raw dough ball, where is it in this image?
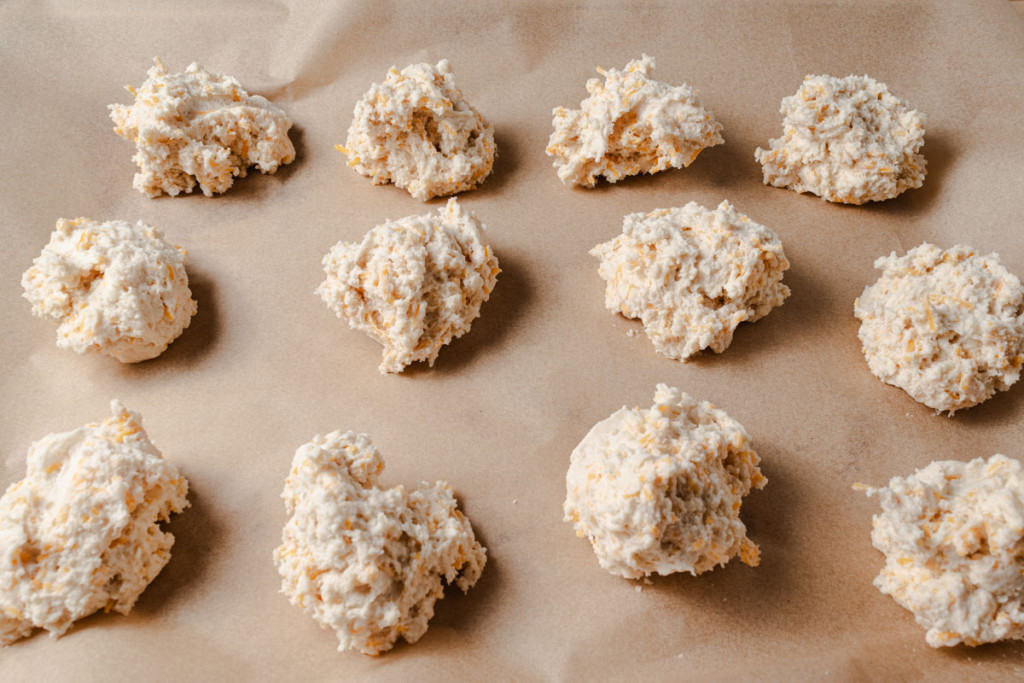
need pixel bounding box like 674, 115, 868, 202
0, 401, 189, 645
564, 384, 766, 579
109, 57, 295, 197
546, 54, 723, 188
754, 74, 926, 204
273, 431, 486, 655
21, 218, 198, 363
854, 243, 1024, 414
862, 455, 1024, 647
340, 60, 495, 201
591, 200, 790, 361
317, 198, 500, 374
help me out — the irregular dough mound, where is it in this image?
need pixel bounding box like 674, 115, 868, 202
863, 455, 1024, 647
109, 57, 295, 197
273, 431, 486, 655
591, 200, 790, 361
341, 60, 495, 201
21, 218, 198, 363
564, 384, 766, 579
0, 401, 189, 645
546, 54, 723, 188
317, 198, 500, 374
854, 243, 1024, 414
754, 74, 926, 204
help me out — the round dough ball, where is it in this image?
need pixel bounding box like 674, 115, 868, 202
854, 243, 1024, 414
341, 60, 495, 201
564, 384, 766, 579
21, 218, 198, 363
754, 74, 926, 204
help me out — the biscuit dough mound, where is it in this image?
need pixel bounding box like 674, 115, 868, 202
22, 218, 198, 363
754, 74, 926, 204
546, 54, 723, 188
273, 431, 486, 655
862, 455, 1024, 647
854, 243, 1024, 414
564, 385, 766, 579
109, 57, 295, 197
317, 198, 500, 374
591, 201, 790, 361
0, 401, 189, 645
340, 60, 495, 201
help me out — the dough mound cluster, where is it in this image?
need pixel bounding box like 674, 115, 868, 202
863, 455, 1024, 647
755, 74, 926, 204
854, 243, 1024, 414
21, 218, 197, 363
273, 431, 486, 655
109, 58, 295, 197
546, 54, 724, 188
564, 384, 766, 579
0, 401, 189, 645
591, 200, 790, 361
317, 198, 500, 374
341, 60, 495, 201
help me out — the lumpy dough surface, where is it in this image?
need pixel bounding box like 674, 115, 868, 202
546, 54, 723, 188
317, 198, 500, 374
854, 243, 1024, 414
273, 431, 486, 655
341, 60, 495, 201
0, 401, 189, 645
22, 218, 198, 363
863, 455, 1024, 647
109, 58, 295, 197
564, 384, 766, 579
591, 200, 790, 361
754, 74, 926, 204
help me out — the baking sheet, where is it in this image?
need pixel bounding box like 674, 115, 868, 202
2, 0, 1024, 679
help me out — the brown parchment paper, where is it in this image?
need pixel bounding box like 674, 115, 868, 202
2, 0, 1024, 679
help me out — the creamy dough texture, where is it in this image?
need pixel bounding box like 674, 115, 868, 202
564, 385, 766, 579
22, 218, 197, 363
109, 57, 295, 197
862, 455, 1024, 647
754, 74, 926, 204
591, 201, 790, 361
317, 198, 499, 374
546, 54, 723, 188
0, 401, 189, 645
273, 431, 486, 655
854, 243, 1024, 414
340, 60, 495, 201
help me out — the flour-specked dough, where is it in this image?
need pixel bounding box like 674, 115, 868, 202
109, 58, 295, 197
0, 401, 189, 645
754, 74, 926, 204
273, 431, 486, 655
591, 201, 790, 361
564, 385, 765, 579
317, 198, 499, 374
861, 454, 1024, 647
22, 218, 197, 363
546, 54, 723, 188
854, 243, 1024, 414
340, 60, 495, 201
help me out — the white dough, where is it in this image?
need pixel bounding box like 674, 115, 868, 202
273, 431, 486, 655
22, 218, 198, 363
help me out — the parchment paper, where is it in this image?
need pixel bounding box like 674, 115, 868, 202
2, 0, 1024, 680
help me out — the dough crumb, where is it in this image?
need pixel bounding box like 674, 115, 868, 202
273, 431, 486, 655
546, 54, 723, 188
564, 385, 765, 579
109, 57, 295, 197
755, 74, 926, 204
0, 401, 189, 645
